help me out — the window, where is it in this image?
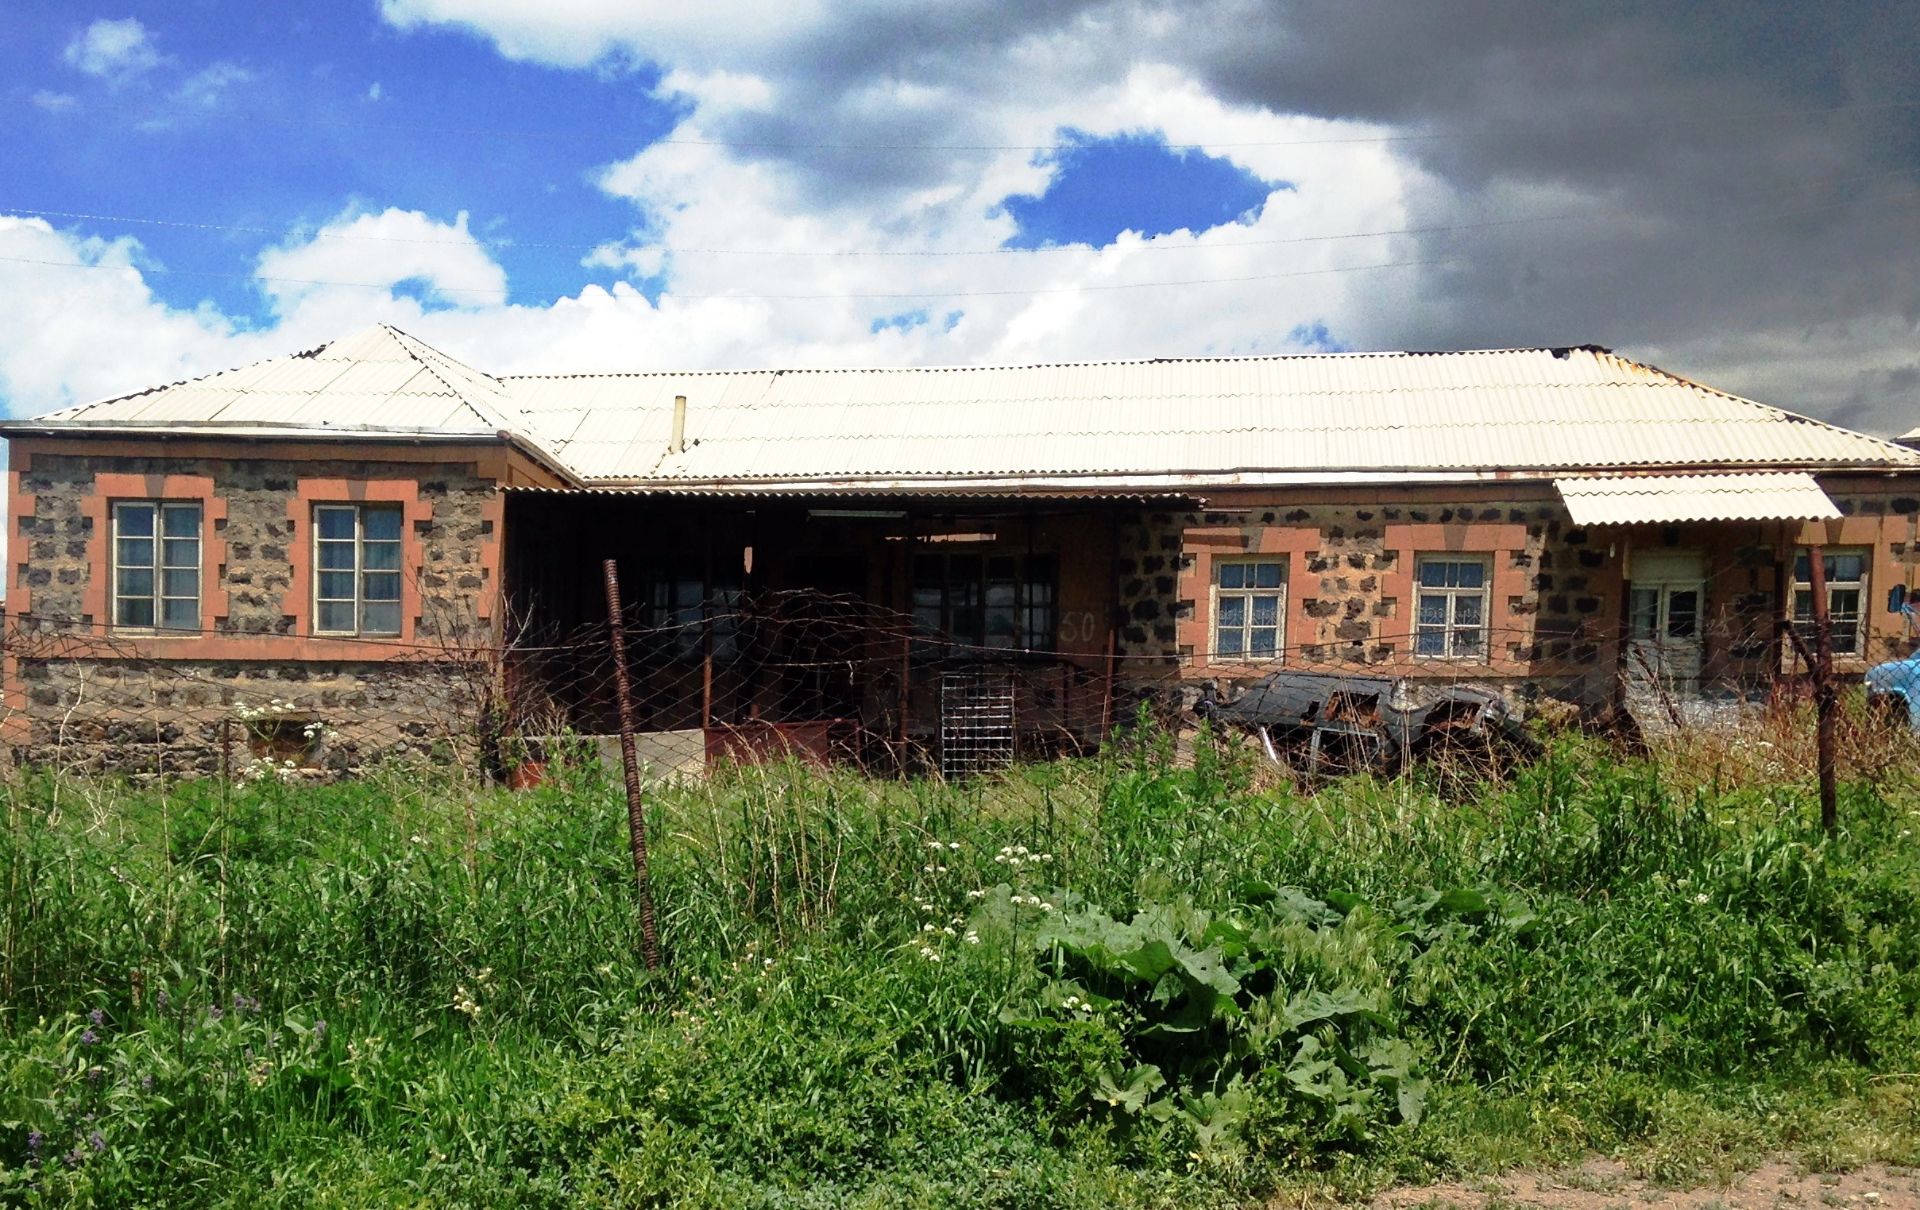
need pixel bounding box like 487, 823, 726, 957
1794, 548, 1867, 656
112, 501, 201, 630
314, 504, 403, 635
1414, 555, 1489, 658
642, 572, 740, 661
1212, 559, 1285, 660
912, 553, 1056, 652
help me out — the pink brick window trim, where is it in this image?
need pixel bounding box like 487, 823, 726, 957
284, 479, 433, 642
80, 473, 231, 632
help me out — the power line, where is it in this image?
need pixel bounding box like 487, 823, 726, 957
6, 165, 1916, 259
0, 190, 1911, 303
233, 96, 1920, 152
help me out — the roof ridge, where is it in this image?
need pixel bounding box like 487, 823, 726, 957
493, 345, 1615, 381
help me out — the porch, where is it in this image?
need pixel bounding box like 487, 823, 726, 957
499, 491, 1145, 772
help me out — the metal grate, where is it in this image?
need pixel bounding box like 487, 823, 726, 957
940, 671, 1015, 779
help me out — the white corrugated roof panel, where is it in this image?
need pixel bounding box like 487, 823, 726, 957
12, 331, 1918, 490
1555, 472, 1842, 525
28, 325, 509, 437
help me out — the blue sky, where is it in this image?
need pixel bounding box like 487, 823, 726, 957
2, 3, 1283, 342
1, 1, 1914, 437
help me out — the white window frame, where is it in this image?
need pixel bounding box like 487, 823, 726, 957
110, 500, 202, 632
1414, 554, 1491, 660
1210, 558, 1286, 662
312, 503, 404, 637
1793, 547, 1868, 657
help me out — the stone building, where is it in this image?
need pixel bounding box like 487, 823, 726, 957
5, 324, 1918, 773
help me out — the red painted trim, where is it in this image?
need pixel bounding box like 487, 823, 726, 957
80, 472, 231, 630
286, 478, 433, 642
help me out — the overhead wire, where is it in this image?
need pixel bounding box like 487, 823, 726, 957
4, 166, 1916, 259
0, 187, 1912, 303
224, 95, 1920, 152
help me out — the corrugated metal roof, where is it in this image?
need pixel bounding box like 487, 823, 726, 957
505, 347, 1920, 484
1555, 472, 1843, 525
25, 325, 513, 438
11, 327, 1918, 491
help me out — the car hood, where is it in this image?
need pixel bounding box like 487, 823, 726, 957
1865, 657, 1920, 693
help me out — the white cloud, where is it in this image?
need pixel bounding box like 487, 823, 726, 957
255, 208, 511, 315
30, 90, 78, 113
63, 17, 165, 82
172, 61, 255, 109
367, 81, 384, 101
5, 2, 1914, 439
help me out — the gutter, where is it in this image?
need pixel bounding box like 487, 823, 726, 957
0, 423, 584, 488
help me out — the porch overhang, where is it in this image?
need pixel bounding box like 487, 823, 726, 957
1554, 472, 1841, 526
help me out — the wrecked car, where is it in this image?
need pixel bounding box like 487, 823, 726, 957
1865, 593, 1920, 730
1194, 670, 1539, 780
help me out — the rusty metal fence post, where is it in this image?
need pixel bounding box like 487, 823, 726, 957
1806, 546, 1838, 832
603, 558, 663, 970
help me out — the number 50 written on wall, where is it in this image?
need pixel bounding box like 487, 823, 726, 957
1057, 610, 1100, 645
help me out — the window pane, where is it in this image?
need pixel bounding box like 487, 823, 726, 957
363, 571, 401, 602
363, 507, 403, 542
117, 597, 155, 627
1832, 621, 1860, 655
161, 598, 198, 630
361, 600, 402, 635
1217, 628, 1244, 656
162, 569, 199, 599
1792, 588, 1813, 621
316, 601, 356, 632
1250, 627, 1277, 657
951, 605, 983, 644
117, 567, 154, 600
161, 505, 200, 538
1829, 553, 1865, 583
1418, 561, 1452, 588
1454, 594, 1483, 626
318, 540, 356, 571
1666, 590, 1698, 638
1417, 592, 1448, 625
316, 507, 356, 540
116, 504, 155, 537
118, 537, 154, 569
1453, 628, 1483, 657
1253, 562, 1283, 589
363, 541, 401, 572
318, 571, 356, 601
985, 579, 1015, 608
1629, 587, 1659, 639
1217, 596, 1245, 627
162, 538, 199, 568
1453, 561, 1485, 588
1217, 563, 1245, 589
1251, 594, 1279, 626
1415, 627, 1446, 655
1793, 552, 1811, 581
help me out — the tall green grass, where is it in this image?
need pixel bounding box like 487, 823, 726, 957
2, 730, 1918, 1206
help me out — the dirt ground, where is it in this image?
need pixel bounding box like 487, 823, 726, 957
1362, 1159, 1920, 1209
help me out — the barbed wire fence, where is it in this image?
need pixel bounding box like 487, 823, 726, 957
2, 573, 1915, 799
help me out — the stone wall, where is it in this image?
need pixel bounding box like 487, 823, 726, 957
6, 443, 506, 772
1106, 482, 1920, 714
10, 658, 488, 777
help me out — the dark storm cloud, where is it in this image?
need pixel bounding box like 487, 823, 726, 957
1171, 0, 1920, 430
